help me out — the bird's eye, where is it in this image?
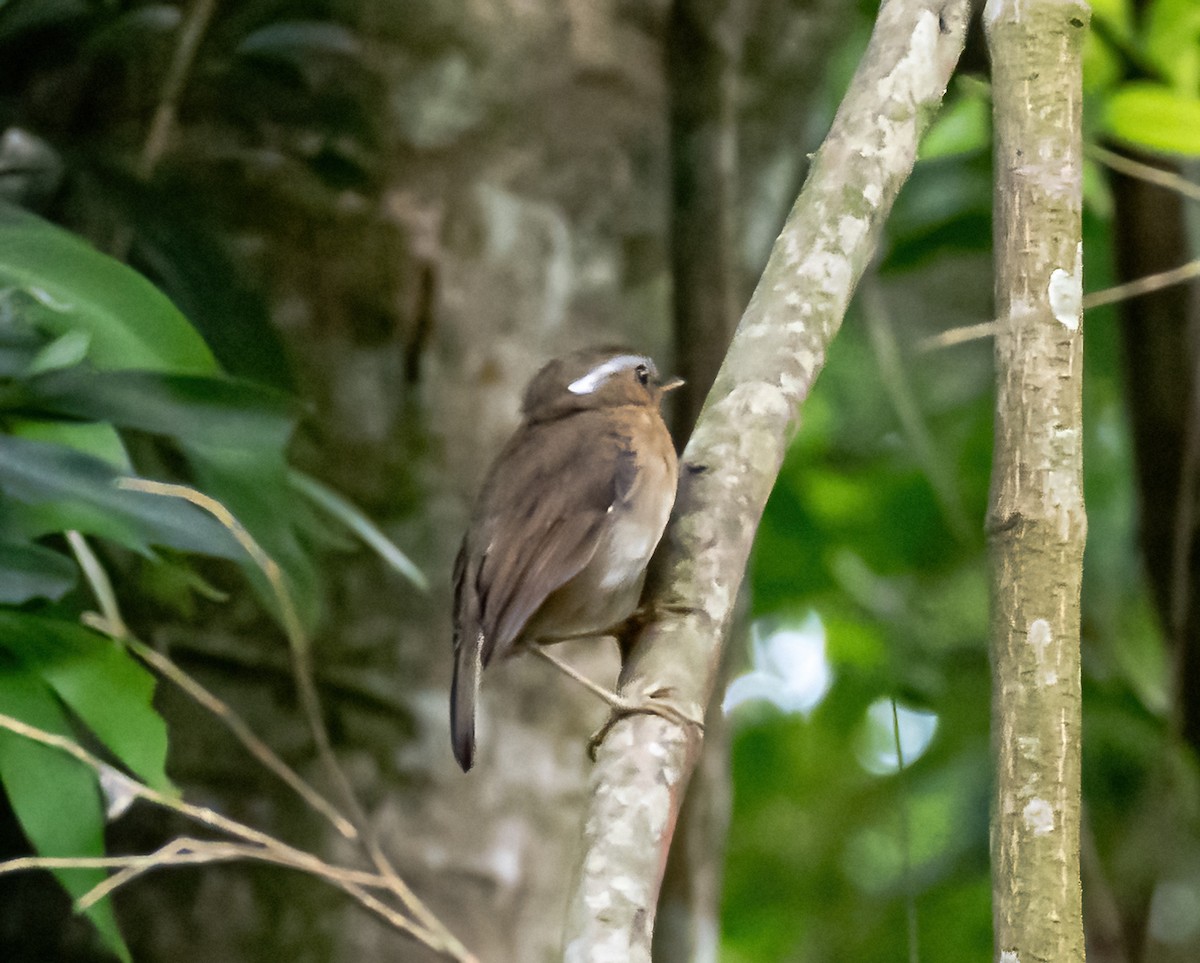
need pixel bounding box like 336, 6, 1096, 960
635, 364, 650, 386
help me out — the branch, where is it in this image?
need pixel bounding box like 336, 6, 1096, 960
1086, 144, 1200, 205
139, 0, 219, 179
0, 713, 447, 951
1082, 258, 1200, 310
562, 2, 971, 958
985, 1, 1088, 961
68, 530, 357, 838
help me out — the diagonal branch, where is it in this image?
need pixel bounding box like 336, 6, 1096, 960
562, 2, 971, 958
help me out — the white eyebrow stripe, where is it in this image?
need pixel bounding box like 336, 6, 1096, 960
567, 354, 652, 394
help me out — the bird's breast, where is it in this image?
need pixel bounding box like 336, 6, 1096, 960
523, 407, 678, 642
596, 444, 676, 590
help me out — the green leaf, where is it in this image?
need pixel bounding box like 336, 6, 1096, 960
0, 612, 173, 793
8, 418, 132, 469
237, 20, 362, 61
0, 669, 130, 962
0, 319, 44, 376
83, 5, 182, 59
15, 368, 296, 451
0, 200, 217, 373
0, 541, 76, 602
1143, 0, 1200, 93
27, 329, 90, 375
1105, 84, 1200, 157
0, 434, 243, 559
290, 470, 428, 590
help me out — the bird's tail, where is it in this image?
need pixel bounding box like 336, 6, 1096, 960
450, 634, 481, 771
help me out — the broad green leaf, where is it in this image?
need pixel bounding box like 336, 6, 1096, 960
1083, 156, 1114, 219
0, 612, 172, 792
15, 368, 295, 451
83, 4, 181, 58
0, 434, 242, 559
8, 418, 131, 469
125, 202, 289, 386
0, 541, 76, 602
0, 200, 217, 373
0, 669, 130, 962
1083, 22, 1125, 92
1105, 84, 1200, 157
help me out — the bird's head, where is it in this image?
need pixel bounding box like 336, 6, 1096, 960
521, 346, 683, 422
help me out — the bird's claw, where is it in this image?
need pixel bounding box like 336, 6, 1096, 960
586, 693, 705, 760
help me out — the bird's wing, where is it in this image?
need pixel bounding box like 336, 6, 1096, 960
454, 411, 636, 667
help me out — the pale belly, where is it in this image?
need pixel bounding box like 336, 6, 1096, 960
524, 440, 677, 644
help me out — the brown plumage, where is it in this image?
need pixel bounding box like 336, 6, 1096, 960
451, 347, 681, 771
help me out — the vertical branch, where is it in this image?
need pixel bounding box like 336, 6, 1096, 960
139, 0, 220, 179
667, 0, 746, 437
655, 2, 745, 960
984, 2, 1089, 962
562, 3, 971, 959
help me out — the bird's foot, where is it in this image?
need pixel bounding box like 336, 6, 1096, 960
587, 689, 705, 760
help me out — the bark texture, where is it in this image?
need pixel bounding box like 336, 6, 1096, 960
563, 3, 971, 958
984, 1, 1089, 961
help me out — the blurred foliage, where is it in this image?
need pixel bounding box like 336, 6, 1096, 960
0, 1, 424, 954
0, 198, 312, 961
724, 1, 1200, 961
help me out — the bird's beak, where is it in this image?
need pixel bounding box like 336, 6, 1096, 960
659, 376, 685, 394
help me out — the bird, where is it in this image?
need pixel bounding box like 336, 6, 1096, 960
450, 346, 687, 771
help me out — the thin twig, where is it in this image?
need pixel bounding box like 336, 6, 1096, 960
862, 279, 971, 542
915, 321, 998, 352
1081, 259, 1200, 311
1087, 144, 1200, 204
115, 478, 470, 959
918, 259, 1200, 351
74, 837, 387, 910
139, 0, 220, 179
127, 638, 358, 839
66, 532, 128, 639
0, 838, 381, 893
0, 712, 452, 952
66, 530, 357, 839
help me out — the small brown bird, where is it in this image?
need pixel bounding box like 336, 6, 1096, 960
451, 347, 683, 771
